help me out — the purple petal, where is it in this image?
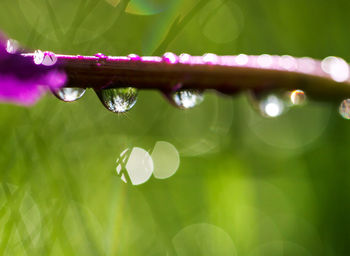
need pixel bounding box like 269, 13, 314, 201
0, 32, 67, 106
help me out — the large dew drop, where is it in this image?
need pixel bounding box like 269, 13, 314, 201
53, 88, 86, 102
170, 89, 204, 109
98, 87, 138, 113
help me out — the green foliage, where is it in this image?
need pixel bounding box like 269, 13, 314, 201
1, 0, 350, 255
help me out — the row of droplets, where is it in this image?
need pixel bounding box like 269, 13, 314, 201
6, 38, 350, 119
52, 80, 297, 115
52, 86, 204, 112
52, 86, 350, 120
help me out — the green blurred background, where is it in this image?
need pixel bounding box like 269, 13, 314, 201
1, 0, 350, 255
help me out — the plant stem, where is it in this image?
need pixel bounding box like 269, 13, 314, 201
23, 53, 350, 101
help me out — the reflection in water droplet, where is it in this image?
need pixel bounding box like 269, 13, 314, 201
290, 89, 306, 106
151, 141, 180, 179
321, 56, 349, 82
53, 88, 86, 102
98, 87, 138, 113
170, 89, 204, 109
115, 147, 153, 185
6, 39, 19, 54
339, 99, 350, 119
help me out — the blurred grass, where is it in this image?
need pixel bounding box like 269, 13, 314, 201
1, 0, 350, 255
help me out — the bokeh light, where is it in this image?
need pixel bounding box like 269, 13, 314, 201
151, 141, 180, 179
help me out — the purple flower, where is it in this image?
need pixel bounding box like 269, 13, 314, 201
0, 33, 66, 106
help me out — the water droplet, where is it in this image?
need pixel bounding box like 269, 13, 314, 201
321, 56, 349, 82
128, 54, 141, 61
290, 89, 306, 106
169, 89, 204, 109
33, 50, 44, 65
203, 53, 219, 65
115, 147, 154, 185
278, 55, 297, 71
53, 87, 86, 102
235, 54, 248, 65
95, 53, 107, 66
339, 99, 350, 119
6, 39, 20, 54
250, 91, 287, 118
179, 53, 191, 63
163, 52, 179, 64
257, 54, 273, 68
42, 51, 57, 66
97, 87, 138, 113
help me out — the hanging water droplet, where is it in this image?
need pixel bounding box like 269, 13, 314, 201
97, 87, 138, 113
115, 147, 154, 185
289, 89, 306, 106
249, 91, 287, 118
339, 99, 350, 119
6, 39, 20, 54
170, 89, 204, 109
53, 88, 86, 102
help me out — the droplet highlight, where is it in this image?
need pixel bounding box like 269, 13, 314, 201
6, 39, 19, 54
290, 89, 306, 106
98, 87, 138, 113
339, 99, 350, 119
53, 88, 86, 102
322, 56, 349, 82
170, 89, 204, 109
163, 52, 179, 64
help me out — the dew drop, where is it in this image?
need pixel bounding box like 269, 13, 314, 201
33, 50, 44, 65
170, 89, 204, 109
250, 91, 287, 118
163, 52, 179, 64
6, 39, 20, 54
290, 89, 306, 106
203, 53, 219, 65
339, 99, 350, 119
321, 56, 349, 82
97, 87, 138, 113
53, 88, 86, 102
42, 52, 57, 66
128, 54, 141, 61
